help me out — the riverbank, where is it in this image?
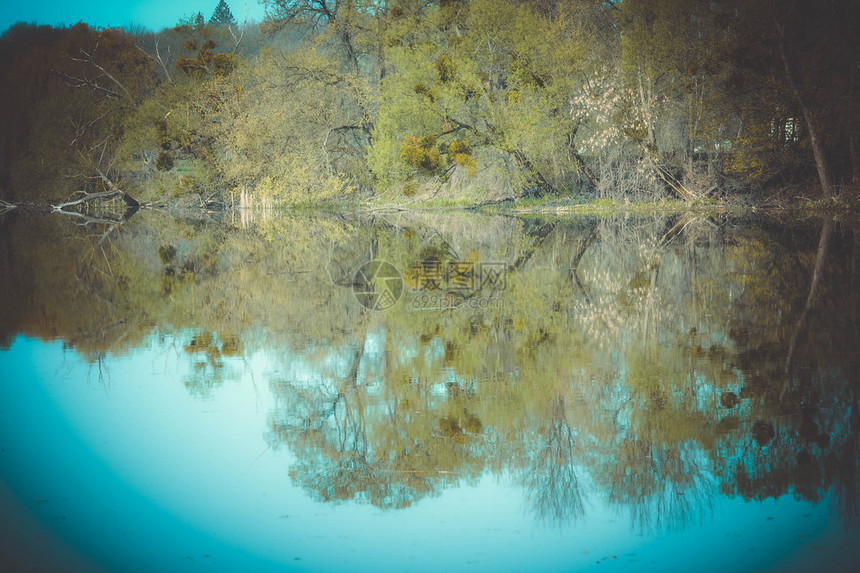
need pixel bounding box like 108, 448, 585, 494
359, 184, 860, 217
4, 182, 859, 224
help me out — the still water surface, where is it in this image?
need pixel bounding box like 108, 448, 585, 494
0, 210, 858, 572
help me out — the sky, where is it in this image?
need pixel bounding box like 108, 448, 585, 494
0, 0, 267, 35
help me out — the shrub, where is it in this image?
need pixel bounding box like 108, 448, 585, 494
155, 151, 175, 171
402, 181, 418, 196
435, 54, 456, 82
400, 135, 443, 173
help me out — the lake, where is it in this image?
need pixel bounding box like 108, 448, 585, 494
1, 209, 859, 572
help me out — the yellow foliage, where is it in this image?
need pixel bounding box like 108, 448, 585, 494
447, 138, 472, 156
402, 181, 418, 196
399, 135, 443, 173
452, 153, 477, 176
212, 53, 236, 77
435, 54, 456, 82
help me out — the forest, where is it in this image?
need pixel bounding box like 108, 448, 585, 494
0, 0, 858, 208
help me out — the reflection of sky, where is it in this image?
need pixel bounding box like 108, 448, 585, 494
0, 335, 857, 572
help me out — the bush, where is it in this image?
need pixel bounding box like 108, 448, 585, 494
435, 54, 456, 82
402, 181, 418, 196
212, 52, 236, 77
400, 135, 443, 173
155, 151, 175, 171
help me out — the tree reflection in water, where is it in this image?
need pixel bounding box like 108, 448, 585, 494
523, 396, 586, 526
1, 209, 859, 532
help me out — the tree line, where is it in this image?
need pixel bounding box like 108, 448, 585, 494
0, 0, 857, 206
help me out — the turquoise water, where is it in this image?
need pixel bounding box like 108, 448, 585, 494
1, 334, 856, 573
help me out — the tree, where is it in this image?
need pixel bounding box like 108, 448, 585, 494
613, 0, 741, 200
262, 0, 377, 76
210, 0, 235, 26
708, 0, 858, 196
368, 0, 607, 199
0, 24, 157, 201
211, 46, 371, 201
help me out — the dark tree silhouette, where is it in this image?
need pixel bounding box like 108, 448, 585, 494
209, 0, 235, 26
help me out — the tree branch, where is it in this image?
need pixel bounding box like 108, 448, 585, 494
0, 198, 17, 214
52, 189, 131, 211
67, 46, 135, 101
55, 69, 122, 100
136, 37, 173, 85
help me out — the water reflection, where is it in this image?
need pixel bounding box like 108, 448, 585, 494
1, 209, 859, 571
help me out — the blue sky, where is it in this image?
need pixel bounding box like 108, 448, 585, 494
0, 0, 267, 34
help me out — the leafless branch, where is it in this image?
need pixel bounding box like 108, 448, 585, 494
136, 37, 174, 85
229, 5, 247, 54
67, 44, 135, 101
68, 110, 113, 146
56, 69, 122, 100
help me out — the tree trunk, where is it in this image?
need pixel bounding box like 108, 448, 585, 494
850, 59, 859, 186
778, 25, 834, 197
512, 150, 555, 198
852, 133, 860, 186
785, 217, 833, 374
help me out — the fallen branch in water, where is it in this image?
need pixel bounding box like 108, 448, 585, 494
55, 207, 137, 226
0, 198, 16, 214
52, 188, 139, 211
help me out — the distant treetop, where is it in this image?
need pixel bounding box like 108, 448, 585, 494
210, 0, 235, 26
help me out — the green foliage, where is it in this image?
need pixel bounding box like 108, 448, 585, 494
209, 0, 235, 26
1, 0, 856, 206
367, 0, 603, 199
209, 46, 369, 202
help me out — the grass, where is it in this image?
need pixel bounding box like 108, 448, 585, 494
157, 180, 859, 217
220, 192, 860, 219
360, 185, 860, 217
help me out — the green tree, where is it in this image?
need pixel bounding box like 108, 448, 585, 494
368, 0, 608, 199
614, 0, 741, 199
210, 0, 235, 26
210, 46, 371, 202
